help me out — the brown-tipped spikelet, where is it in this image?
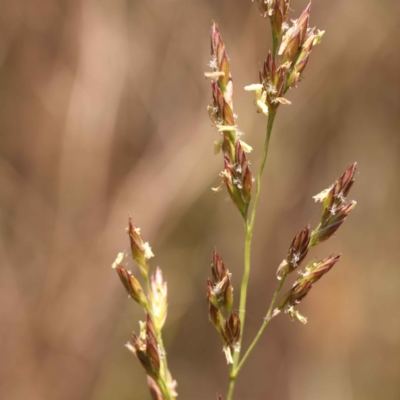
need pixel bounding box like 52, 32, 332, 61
209, 82, 236, 161
235, 141, 253, 204
210, 22, 233, 106
279, 4, 311, 63
314, 162, 357, 209
310, 163, 357, 246
210, 249, 234, 313
129, 315, 161, 380
223, 311, 241, 352
285, 28, 325, 90
221, 156, 245, 216
276, 225, 311, 279
277, 254, 341, 312
221, 141, 253, 218
270, 0, 291, 37
207, 249, 241, 364
127, 218, 154, 278
211, 248, 225, 282
311, 201, 357, 246
112, 254, 149, 309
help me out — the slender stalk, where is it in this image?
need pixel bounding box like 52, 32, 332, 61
156, 334, 173, 400
237, 111, 277, 337
249, 111, 276, 232
227, 111, 277, 400
235, 273, 287, 374
227, 376, 236, 400
227, 220, 250, 400
235, 220, 250, 357
156, 377, 173, 400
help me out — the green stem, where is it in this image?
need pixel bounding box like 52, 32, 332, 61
227, 375, 236, 400
156, 377, 172, 400
227, 111, 277, 400
235, 273, 287, 375
249, 111, 276, 233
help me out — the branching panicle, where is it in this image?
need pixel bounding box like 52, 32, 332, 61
112, 3, 358, 400
204, 4, 356, 400
113, 219, 177, 399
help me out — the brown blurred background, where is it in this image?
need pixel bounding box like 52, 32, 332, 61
0, 0, 399, 399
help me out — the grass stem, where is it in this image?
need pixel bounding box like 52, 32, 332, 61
227, 111, 277, 400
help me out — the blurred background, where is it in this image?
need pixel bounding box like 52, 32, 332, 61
0, 0, 399, 399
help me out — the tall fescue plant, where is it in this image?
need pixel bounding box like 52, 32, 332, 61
111, 2, 357, 399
